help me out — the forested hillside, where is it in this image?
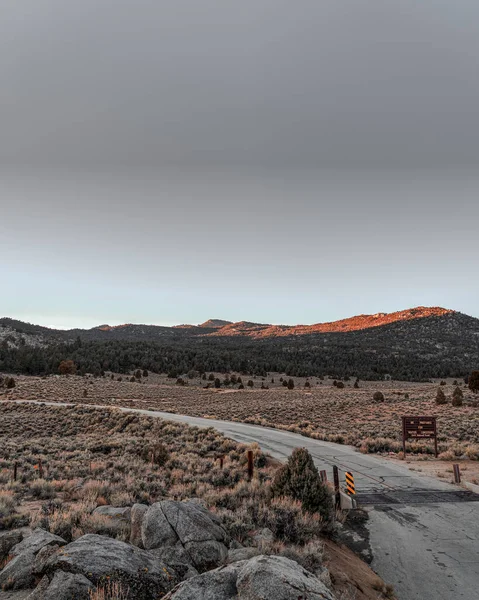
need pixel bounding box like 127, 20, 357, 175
1, 311, 478, 381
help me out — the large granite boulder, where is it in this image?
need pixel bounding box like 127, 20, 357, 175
0, 529, 66, 591
236, 554, 335, 600
27, 571, 94, 600
40, 533, 179, 599
164, 554, 336, 600
141, 501, 229, 572
141, 503, 178, 548
163, 564, 239, 600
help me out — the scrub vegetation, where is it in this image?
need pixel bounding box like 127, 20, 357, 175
3, 373, 479, 459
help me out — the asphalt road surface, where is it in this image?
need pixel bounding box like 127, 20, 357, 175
13, 402, 479, 600
137, 409, 479, 600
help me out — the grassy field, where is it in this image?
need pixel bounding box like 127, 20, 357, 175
3, 373, 478, 459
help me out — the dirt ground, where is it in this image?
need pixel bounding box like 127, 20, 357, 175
325, 539, 396, 600
385, 455, 479, 487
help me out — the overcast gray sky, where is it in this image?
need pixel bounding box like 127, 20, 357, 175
1, 1, 478, 327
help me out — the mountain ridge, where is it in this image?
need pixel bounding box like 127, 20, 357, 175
0, 306, 456, 341
1, 307, 478, 381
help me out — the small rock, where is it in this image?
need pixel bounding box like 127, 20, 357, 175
317, 566, 333, 589
252, 528, 274, 545
10, 529, 66, 558
226, 547, 260, 563
27, 571, 94, 600
150, 545, 198, 580
0, 551, 38, 591
92, 505, 131, 520
32, 545, 62, 575
129, 503, 148, 548
26, 576, 50, 599
0, 530, 23, 560
184, 539, 228, 573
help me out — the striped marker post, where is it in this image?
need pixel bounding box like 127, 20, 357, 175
345, 471, 355, 496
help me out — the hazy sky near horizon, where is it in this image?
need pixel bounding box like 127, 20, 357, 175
1, 1, 479, 328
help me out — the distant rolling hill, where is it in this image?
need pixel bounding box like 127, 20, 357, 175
0, 306, 460, 342
1, 307, 478, 380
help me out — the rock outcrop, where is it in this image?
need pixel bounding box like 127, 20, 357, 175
164, 554, 336, 599
0, 529, 66, 590
39, 533, 179, 599
140, 500, 229, 572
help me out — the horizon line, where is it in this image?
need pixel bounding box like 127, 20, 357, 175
0, 305, 459, 332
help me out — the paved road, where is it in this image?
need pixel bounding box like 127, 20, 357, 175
13, 402, 479, 600
134, 410, 479, 600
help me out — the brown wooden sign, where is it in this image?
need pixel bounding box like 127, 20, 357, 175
402, 416, 438, 457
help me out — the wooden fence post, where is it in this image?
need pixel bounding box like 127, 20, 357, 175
453, 464, 461, 484
333, 465, 340, 508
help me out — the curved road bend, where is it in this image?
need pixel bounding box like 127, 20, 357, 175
12, 402, 479, 600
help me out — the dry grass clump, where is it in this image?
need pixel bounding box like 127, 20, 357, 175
0, 491, 16, 518
90, 581, 130, 600
30, 500, 131, 542
204, 477, 329, 545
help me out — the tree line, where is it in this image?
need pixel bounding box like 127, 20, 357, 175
0, 334, 475, 381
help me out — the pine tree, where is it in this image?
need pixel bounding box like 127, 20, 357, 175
436, 387, 447, 405
469, 371, 479, 394
58, 360, 76, 375
452, 386, 463, 407
271, 448, 333, 522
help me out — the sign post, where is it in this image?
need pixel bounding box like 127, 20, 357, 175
453, 464, 461, 484
333, 465, 340, 508
402, 416, 438, 458
345, 471, 355, 496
